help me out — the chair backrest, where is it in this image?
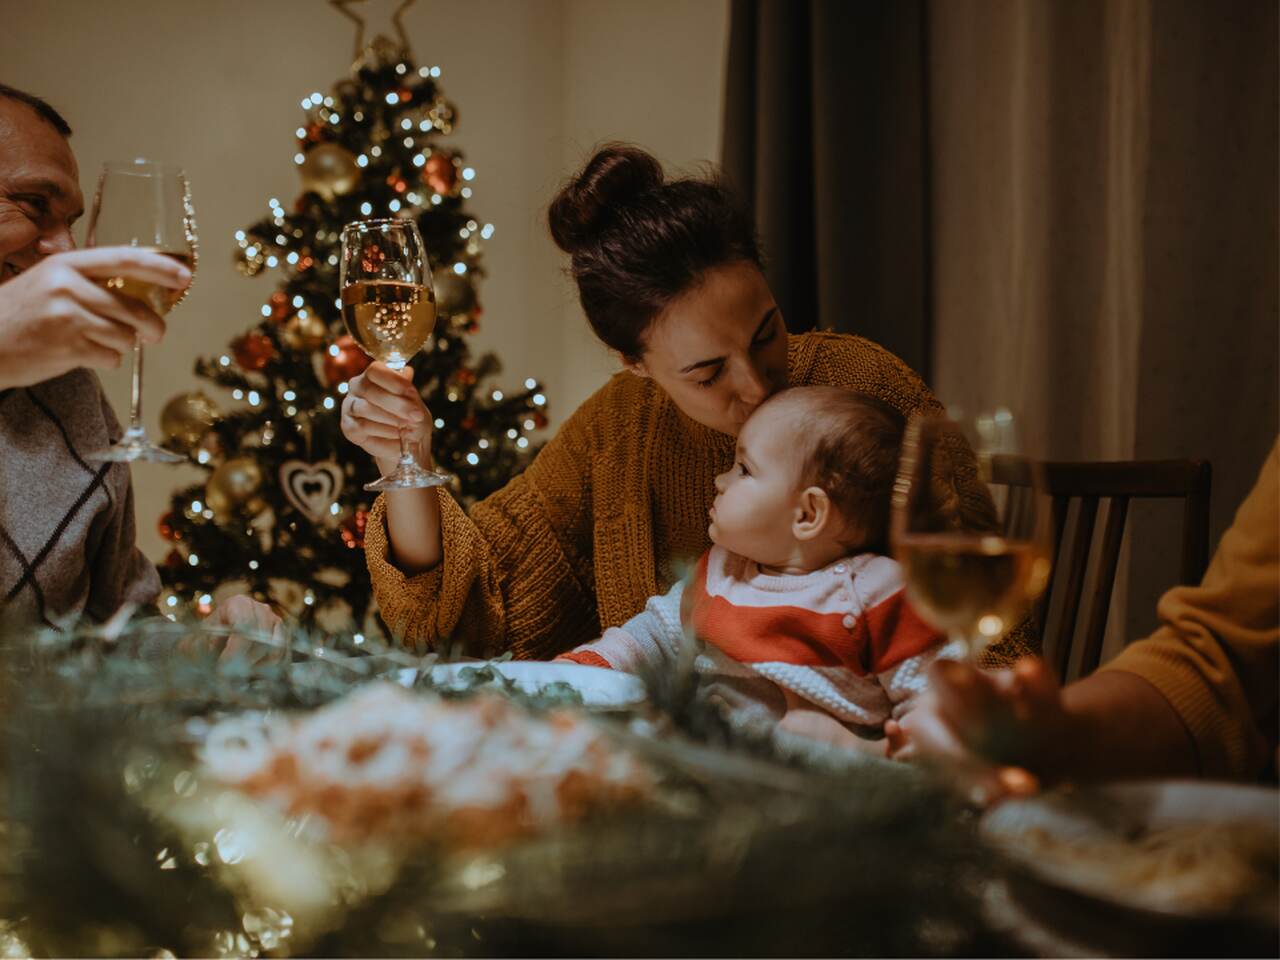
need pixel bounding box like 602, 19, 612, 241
988, 455, 1212, 681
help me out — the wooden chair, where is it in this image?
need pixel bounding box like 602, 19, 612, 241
989, 455, 1212, 681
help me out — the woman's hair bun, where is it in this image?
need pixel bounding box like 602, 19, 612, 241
548, 143, 664, 254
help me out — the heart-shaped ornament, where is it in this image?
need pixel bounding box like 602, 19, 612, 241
279, 459, 344, 523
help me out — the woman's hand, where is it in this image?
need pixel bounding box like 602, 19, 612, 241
885, 657, 1069, 805
340, 362, 433, 467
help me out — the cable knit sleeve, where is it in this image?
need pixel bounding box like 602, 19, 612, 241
365, 390, 602, 658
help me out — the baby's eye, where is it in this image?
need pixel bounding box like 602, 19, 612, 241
737, 461, 750, 477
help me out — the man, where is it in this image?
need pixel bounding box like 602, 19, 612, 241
0, 83, 276, 644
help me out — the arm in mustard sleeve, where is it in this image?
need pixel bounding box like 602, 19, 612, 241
1101, 439, 1279, 778
366, 391, 602, 658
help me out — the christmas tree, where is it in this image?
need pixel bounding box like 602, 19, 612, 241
154, 16, 547, 636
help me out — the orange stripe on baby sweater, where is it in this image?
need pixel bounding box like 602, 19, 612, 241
690, 592, 866, 669
863, 590, 945, 672
555, 650, 613, 669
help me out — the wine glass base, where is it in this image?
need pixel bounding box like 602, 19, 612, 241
364, 466, 452, 492
86, 438, 186, 464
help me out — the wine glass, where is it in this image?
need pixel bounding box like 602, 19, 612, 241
85, 160, 196, 463
891, 409, 1053, 659
339, 218, 450, 491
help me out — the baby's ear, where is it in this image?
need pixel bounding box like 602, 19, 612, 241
793, 486, 832, 542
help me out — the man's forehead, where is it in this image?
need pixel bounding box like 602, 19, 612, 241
0, 100, 80, 193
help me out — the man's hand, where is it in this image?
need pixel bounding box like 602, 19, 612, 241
885, 657, 1069, 805
0, 247, 191, 389
202, 594, 287, 665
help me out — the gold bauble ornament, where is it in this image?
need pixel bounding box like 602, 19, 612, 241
160, 392, 221, 450
428, 99, 457, 134
299, 142, 361, 200
205, 458, 264, 520
281, 311, 329, 351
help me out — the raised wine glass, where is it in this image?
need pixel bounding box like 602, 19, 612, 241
85, 160, 196, 463
339, 218, 450, 491
891, 409, 1053, 659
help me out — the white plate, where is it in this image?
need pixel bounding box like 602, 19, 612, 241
395, 661, 647, 709
982, 780, 1280, 921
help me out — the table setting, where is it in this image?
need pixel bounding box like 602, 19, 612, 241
0, 609, 1274, 959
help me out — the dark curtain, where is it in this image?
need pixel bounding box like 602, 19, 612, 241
721, 0, 932, 380
725, 0, 1277, 656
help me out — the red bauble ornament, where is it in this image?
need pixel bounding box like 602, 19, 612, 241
397, 87, 412, 103
158, 511, 182, 542
323, 335, 372, 386
163, 549, 184, 569
423, 153, 458, 196
460, 416, 477, 431
455, 368, 476, 385
386, 172, 408, 193
296, 254, 315, 272
305, 122, 326, 142
340, 509, 368, 549
532, 411, 549, 430
269, 290, 290, 321
232, 332, 275, 371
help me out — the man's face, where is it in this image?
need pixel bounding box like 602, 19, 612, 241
0, 99, 82, 285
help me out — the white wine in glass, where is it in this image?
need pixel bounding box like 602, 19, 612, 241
339, 218, 450, 491
892, 411, 1053, 658
341, 278, 435, 367
86, 160, 196, 463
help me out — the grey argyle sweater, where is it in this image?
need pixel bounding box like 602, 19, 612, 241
0, 370, 159, 630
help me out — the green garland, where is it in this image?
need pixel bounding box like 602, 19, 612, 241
0, 616, 1007, 958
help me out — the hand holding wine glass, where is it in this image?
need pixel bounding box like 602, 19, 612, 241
0, 246, 189, 390
891, 409, 1053, 659
84, 160, 196, 463
339, 218, 449, 491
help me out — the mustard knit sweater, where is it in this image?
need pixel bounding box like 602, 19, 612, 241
1102, 439, 1279, 779
366, 332, 1034, 664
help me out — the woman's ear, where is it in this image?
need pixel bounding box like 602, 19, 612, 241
793, 486, 832, 542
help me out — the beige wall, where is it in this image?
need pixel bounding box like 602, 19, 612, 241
1, 0, 728, 563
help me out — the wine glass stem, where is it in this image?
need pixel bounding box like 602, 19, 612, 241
397, 426, 416, 469
128, 334, 145, 436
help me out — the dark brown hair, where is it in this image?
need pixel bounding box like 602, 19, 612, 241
769, 387, 906, 553
548, 143, 761, 361
0, 83, 71, 137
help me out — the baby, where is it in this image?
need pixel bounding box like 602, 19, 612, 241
558, 386, 962, 750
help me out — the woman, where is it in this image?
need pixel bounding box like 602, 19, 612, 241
341, 144, 1024, 663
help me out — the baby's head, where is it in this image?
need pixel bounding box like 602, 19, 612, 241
708, 386, 905, 571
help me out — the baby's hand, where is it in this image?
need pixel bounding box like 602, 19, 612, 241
885, 659, 1053, 804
